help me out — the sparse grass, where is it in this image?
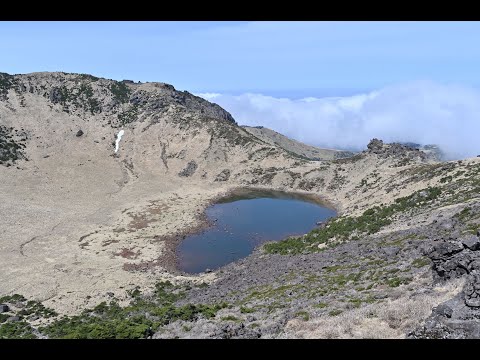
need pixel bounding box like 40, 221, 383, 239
240, 306, 255, 314
329, 309, 343, 316
412, 257, 431, 268
221, 315, 240, 322
386, 276, 412, 288
284, 278, 463, 339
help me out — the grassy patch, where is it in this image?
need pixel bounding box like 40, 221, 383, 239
328, 309, 343, 316
240, 306, 255, 314
294, 311, 310, 321
386, 276, 412, 288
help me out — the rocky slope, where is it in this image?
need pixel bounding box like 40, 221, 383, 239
242, 125, 355, 160
0, 71, 479, 338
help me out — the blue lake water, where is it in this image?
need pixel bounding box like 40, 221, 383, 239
176, 189, 337, 274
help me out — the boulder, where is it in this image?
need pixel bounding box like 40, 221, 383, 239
0, 304, 9, 313
434, 304, 453, 318
461, 235, 480, 251
7, 316, 20, 322
430, 241, 464, 260
468, 259, 480, 272
76, 129, 84, 137
464, 274, 480, 308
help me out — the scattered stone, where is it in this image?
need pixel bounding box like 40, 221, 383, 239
214, 169, 231, 182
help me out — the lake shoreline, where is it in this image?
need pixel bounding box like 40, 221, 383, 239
162, 186, 337, 275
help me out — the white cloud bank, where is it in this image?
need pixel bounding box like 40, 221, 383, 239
197, 81, 480, 160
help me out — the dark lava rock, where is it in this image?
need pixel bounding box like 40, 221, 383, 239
178, 160, 198, 177
0, 304, 9, 313
430, 241, 464, 260
464, 274, 480, 308
76, 129, 84, 137
434, 304, 453, 318
461, 235, 480, 251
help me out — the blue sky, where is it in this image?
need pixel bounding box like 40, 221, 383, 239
1, 21, 480, 158
1, 21, 480, 96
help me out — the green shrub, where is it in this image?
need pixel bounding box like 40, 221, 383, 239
264, 187, 442, 255
110, 82, 131, 103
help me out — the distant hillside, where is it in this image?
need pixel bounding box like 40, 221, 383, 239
242, 125, 355, 160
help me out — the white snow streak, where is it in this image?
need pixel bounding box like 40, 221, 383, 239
115, 130, 125, 153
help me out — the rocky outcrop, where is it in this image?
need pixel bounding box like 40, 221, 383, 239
423, 235, 480, 280
410, 230, 480, 338
366, 138, 428, 162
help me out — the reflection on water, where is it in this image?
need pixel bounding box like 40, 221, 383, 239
177, 189, 336, 274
